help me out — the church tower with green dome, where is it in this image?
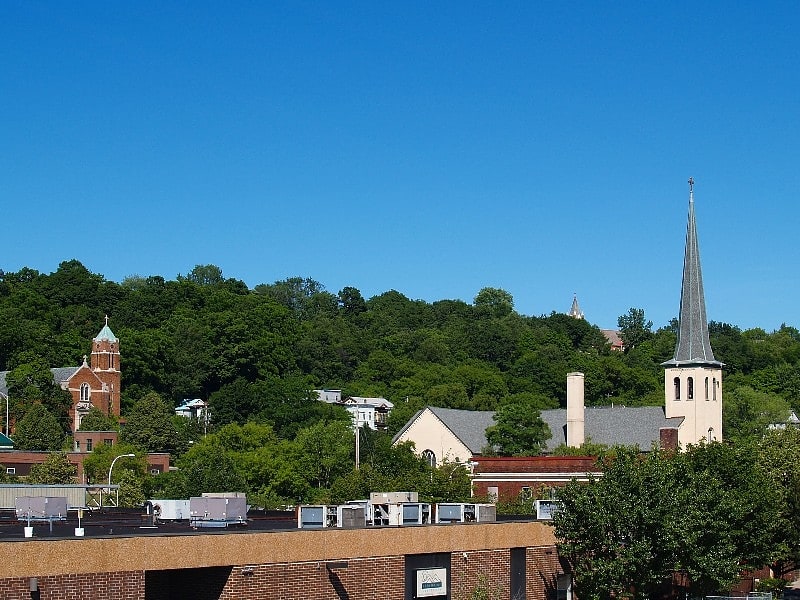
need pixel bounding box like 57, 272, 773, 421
89, 315, 121, 419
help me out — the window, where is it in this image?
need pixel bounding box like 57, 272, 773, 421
487, 486, 499, 502
75, 441, 80, 452
86, 439, 93, 452
422, 449, 436, 468
104, 438, 114, 446
707, 428, 714, 443
705, 377, 709, 400
80, 383, 90, 402
6, 467, 15, 475
520, 486, 532, 501
673, 377, 681, 400
687, 377, 694, 400
150, 468, 161, 475
713, 378, 718, 401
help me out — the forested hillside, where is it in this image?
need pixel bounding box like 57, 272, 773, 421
2, 260, 799, 439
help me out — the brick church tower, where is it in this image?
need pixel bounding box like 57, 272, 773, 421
90, 316, 121, 418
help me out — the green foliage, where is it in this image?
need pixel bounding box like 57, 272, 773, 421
120, 392, 180, 454
82, 443, 145, 485
551, 439, 610, 456
78, 406, 120, 432
6, 355, 73, 430
485, 397, 552, 456
27, 452, 77, 484
116, 469, 146, 508
554, 443, 782, 600
618, 307, 653, 350
723, 384, 791, 440
13, 403, 65, 450
176, 442, 247, 498
755, 427, 800, 576
2, 259, 800, 517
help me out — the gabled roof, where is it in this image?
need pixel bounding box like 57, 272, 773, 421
0, 432, 13, 448
393, 405, 683, 455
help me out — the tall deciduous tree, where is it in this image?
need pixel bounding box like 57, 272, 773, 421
121, 392, 180, 454
618, 307, 653, 350
78, 406, 120, 432
554, 443, 782, 600
27, 452, 77, 484
485, 398, 551, 456
13, 404, 65, 451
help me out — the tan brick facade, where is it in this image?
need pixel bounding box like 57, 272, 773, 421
0, 521, 561, 600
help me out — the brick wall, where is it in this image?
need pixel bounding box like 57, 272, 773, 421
0, 572, 144, 600
450, 548, 511, 599
527, 546, 564, 600
217, 557, 405, 600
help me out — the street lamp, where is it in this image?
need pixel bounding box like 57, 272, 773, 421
1, 391, 8, 438
108, 453, 135, 487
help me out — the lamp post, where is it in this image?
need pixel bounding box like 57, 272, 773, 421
108, 453, 135, 487
1, 392, 8, 438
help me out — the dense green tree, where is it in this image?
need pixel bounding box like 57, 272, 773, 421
554, 443, 782, 600
121, 392, 180, 454
338, 286, 367, 317
473, 287, 514, 317
756, 427, 800, 576
485, 398, 551, 456
27, 452, 77, 484
295, 420, 354, 492
178, 264, 225, 286
176, 442, 247, 498
82, 443, 145, 485
723, 385, 791, 440
117, 469, 146, 508
78, 406, 120, 432
618, 307, 653, 350
5, 354, 73, 430
13, 404, 65, 450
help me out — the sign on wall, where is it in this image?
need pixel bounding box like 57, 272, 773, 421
415, 567, 447, 598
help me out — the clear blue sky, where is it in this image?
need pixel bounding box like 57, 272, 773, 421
2, 2, 798, 332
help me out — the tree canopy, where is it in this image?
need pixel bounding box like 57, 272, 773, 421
553, 443, 783, 599
1, 260, 798, 507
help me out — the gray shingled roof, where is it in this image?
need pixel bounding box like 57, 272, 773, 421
0, 367, 80, 397
394, 405, 683, 455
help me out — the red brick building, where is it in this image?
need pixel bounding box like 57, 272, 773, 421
0, 317, 121, 434
471, 456, 602, 503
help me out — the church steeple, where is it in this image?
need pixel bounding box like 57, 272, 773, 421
568, 294, 584, 320
662, 178, 723, 447
663, 178, 723, 367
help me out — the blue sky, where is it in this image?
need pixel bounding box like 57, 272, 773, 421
2, 2, 798, 332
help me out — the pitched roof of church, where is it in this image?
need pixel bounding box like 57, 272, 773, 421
394, 405, 683, 455
0, 367, 81, 397
663, 179, 723, 367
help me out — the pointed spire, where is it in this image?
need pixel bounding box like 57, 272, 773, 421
663, 178, 723, 367
568, 294, 584, 319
